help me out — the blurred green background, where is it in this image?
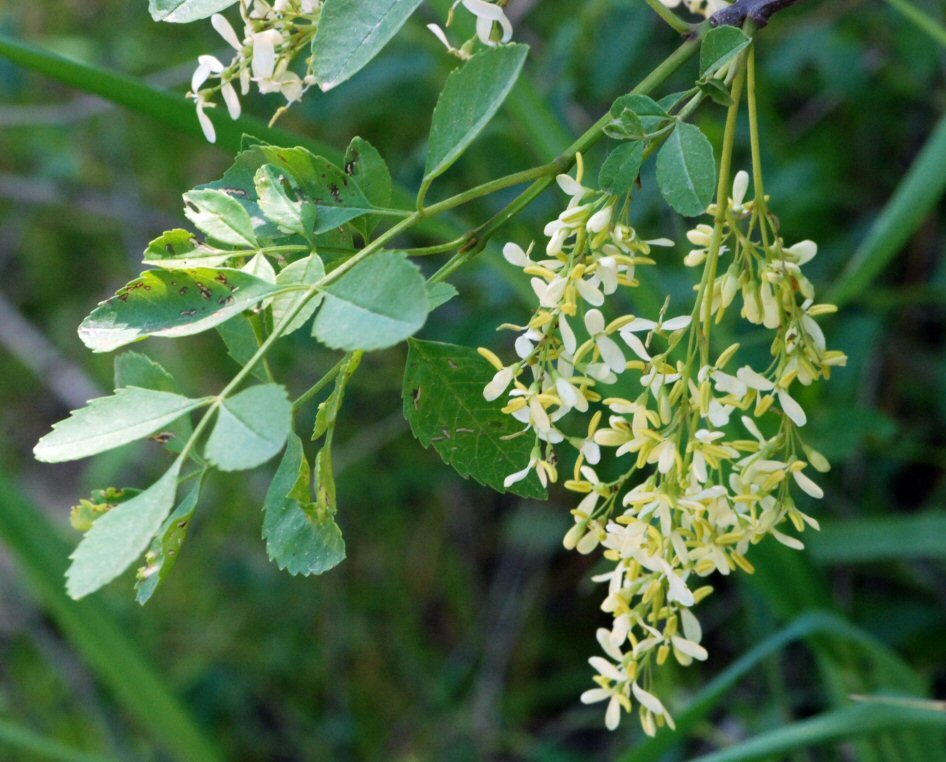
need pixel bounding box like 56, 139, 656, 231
1, 0, 946, 759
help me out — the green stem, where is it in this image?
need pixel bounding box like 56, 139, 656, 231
422, 162, 560, 217
698, 51, 748, 367
175, 34, 705, 457
431, 35, 703, 283
643, 0, 695, 34
402, 236, 469, 256
746, 45, 768, 227
292, 357, 346, 412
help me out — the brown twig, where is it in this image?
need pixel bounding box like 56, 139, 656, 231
710, 0, 804, 27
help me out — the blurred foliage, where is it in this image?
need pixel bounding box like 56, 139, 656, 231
1, 0, 946, 759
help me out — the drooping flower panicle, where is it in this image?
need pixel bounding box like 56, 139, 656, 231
481, 160, 846, 734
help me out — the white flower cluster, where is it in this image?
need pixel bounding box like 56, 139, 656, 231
427, 0, 514, 59
481, 163, 846, 734
659, 0, 732, 18
190, 0, 320, 142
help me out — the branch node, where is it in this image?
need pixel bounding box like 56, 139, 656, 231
710, 0, 802, 28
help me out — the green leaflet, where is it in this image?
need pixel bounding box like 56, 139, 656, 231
699, 26, 751, 78
216, 315, 271, 382
271, 254, 325, 335
608, 94, 669, 136
114, 351, 194, 453
312, 251, 428, 351
423, 44, 529, 184
426, 281, 458, 311
66, 460, 182, 599
78, 267, 282, 353
598, 141, 645, 196
344, 136, 392, 239
204, 384, 292, 471
402, 339, 546, 499
34, 387, 210, 463
656, 122, 717, 217
312, 352, 361, 442
311, 0, 423, 91
183, 189, 258, 248
254, 164, 316, 238
262, 433, 346, 576
143, 229, 233, 270
135, 472, 204, 605
148, 0, 238, 23
203, 145, 378, 238
70, 487, 142, 533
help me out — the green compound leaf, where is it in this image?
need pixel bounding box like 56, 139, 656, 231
656, 122, 717, 217
205, 383, 292, 471
263, 433, 346, 576
312, 251, 428, 351
66, 460, 182, 600
255, 164, 316, 238
345, 136, 392, 238
78, 267, 282, 353
114, 351, 194, 453
699, 25, 751, 77
598, 141, 645, 196
311, 0, 423, 91
34, 388, 210, 463
272, 254, 325, 335
148, 0, 238, 23
143, 229, 234, 270
135, 471, 204, 605
402, 339, 546, 499
183, 189, 258, 248
424, 44, 529, 184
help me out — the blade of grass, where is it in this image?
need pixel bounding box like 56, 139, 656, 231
0, 33, 461, 242
0, 33, 339, 160
808, 511, 946, 564
829, 111, 946, 306
0, 718, 115, 762
885, 0, 946, 48
0, 472, 223, 762
622, 611, 928, 762
742, 542, 941, 761
687, 702, 946, 762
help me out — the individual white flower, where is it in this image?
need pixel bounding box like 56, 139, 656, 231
484, 366, 515, 401
559, 315, 577, 356
777, 387, 807, 426
459, 0, 513, 46
595, 256, 619, 295
531, 275, 567, 308
585, 310, 626, 374
220, 80, 241, 119
503, 241, 531, 267
211, 13, 242, 50
191, 54, 225, 93
792, 468, 824, 498
587, 205, 613, 233
731, 169, 750, 211
785, 239, 818, 265
195, 95, 216, 143
250, 29, 282, 81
